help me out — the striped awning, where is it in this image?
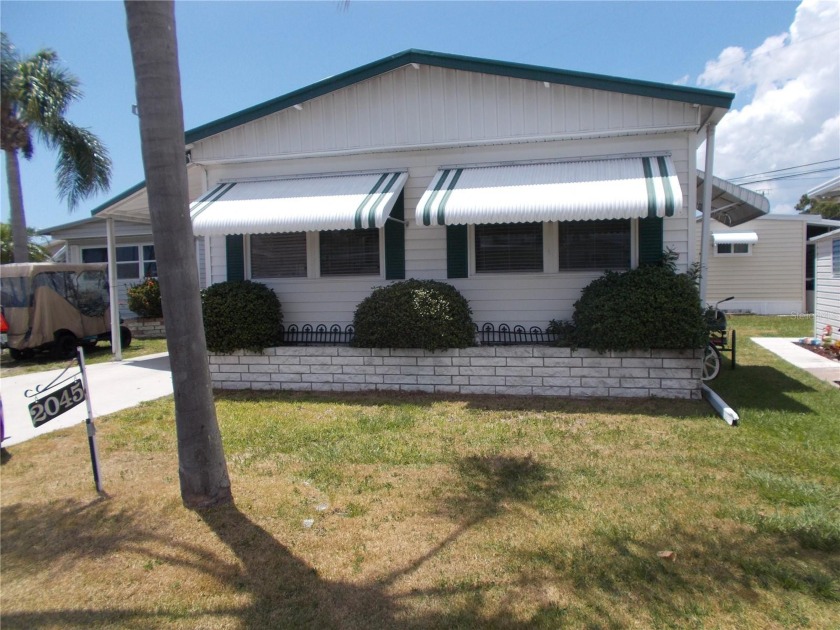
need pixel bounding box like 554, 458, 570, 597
191, 171, 407, 236
712, 232, 758, 245
416, 156, 682, 226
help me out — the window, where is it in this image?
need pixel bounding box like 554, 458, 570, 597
142, 245, 157, 277
715, 243, 751, 256
82, 245, 157, 280
833, 239, 840, 278
250, 233, 307, 278
475, 223, 543, 273
320, 228, 379, 276
558, 219, 631, 270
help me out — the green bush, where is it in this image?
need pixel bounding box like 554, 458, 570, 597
201, 280, 283, 353
546, 319, 577, 348
126, 277, 163, 318
352, 279, 475, 351
568, 265, 707, 353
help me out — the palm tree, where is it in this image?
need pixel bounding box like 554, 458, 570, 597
125, 0, 232, 508
0, 222, 51, 263
1, 33, 111, 262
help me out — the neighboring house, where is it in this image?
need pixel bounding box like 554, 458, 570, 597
698, 213, 840, 315
811, 228, 840, 341
93, 49, 733, 331
807, 175, 840, 202
38, 217, 156, 319
40, 165, 207, 318
808, 175, 840, 340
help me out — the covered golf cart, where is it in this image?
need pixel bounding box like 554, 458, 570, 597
0, 263, 131, 360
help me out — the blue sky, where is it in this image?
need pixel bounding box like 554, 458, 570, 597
2, 0, 837, 231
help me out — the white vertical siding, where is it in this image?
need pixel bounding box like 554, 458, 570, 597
196, 237, 206, 289
203, 133, 690, 329
191, 65, 699, 162
814, 236, 840, 339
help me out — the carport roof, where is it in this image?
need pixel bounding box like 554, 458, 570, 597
697, 170, 770, 227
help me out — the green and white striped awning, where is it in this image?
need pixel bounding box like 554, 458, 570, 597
191, 171, 407, 236
416, 156, 682, 226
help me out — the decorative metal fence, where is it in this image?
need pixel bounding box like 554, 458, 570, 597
476, 323, 558, 346
279, 322, 557, 347
280, 324, 356, 346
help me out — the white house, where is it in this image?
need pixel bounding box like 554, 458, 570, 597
39, 217, 155, 319
40, 165, 207, 318
808, 175, 840, 340
94, 50, 733, 332
698, 213, 840, 315
811, 229, 840, 341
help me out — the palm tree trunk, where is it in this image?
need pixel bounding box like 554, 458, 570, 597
5, 147, 30, 263
125, 0, 232, 508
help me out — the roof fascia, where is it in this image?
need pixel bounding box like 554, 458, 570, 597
810, 227, 840, 242
37, 216, 105, 236
185, 49, 734, 144
90, 180, 147, 216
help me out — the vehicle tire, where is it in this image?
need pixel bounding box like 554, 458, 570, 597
9, 348, 33, 362
120, 325, 133, 349
53, 332, 79, 360
702, 344, 721, 381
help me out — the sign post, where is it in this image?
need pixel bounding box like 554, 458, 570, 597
25, 347, 103, 493
77, 347, 103, 493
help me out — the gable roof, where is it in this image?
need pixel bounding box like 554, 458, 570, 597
94, 50, 733, 220
185, 49, 734, 145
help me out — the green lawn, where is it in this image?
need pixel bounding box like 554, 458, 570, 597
0, 337, 168, 377
1, 316, 837, 629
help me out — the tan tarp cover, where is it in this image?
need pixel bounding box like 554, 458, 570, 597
2, 263, 111, 351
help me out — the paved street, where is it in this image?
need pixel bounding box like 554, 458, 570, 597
1, 352, 173, 447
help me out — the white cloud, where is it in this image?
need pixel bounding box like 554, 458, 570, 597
697, 0, 840, 213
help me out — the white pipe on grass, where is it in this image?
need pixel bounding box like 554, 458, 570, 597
701, 384, 739, 426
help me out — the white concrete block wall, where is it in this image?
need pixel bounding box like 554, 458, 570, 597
208, 346, 703, 400
124, 317, 166, 339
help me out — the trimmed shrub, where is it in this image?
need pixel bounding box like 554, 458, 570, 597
352, 279, 475, 351
127, 277, 163, 318
202, 280, 283, 353
569, 265, 707, 353
546, 319, 577, 348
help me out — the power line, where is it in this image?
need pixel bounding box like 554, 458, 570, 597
727, 159, 840, 182
735, 166, 840, 186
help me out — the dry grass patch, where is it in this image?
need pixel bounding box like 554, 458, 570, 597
2, 319, 839, 628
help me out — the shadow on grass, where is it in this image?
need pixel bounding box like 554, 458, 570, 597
214, 388, 710, 420
511, 523, 839, 628
0, 456, 559, 629
3, 455, 836, 628
712, 365, 817, 414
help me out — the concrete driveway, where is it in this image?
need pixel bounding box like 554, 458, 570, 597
1, 352, 173, 447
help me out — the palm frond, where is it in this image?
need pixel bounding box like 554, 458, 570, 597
1, 32, 21, 98
16, 53, 81, 141
54, 121, 112, 208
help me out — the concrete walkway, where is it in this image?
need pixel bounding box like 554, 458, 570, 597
1, 352, 173, 447
752, 338, 840, 387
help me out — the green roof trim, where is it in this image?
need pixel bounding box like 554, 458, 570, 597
95, 50, 734, 220
37, 216, 105, 235
185, 49, 734, 144
90, 180, 147, 216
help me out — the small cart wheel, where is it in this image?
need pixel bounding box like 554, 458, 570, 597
120, 325, 133, 349
702, 343, 721, 381
53, 332, 78, 359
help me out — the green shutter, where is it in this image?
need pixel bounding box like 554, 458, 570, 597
384, 192, 405, 280
638, 217, 663, 266
447, 224, 469, 279
226, 235, 245, 281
